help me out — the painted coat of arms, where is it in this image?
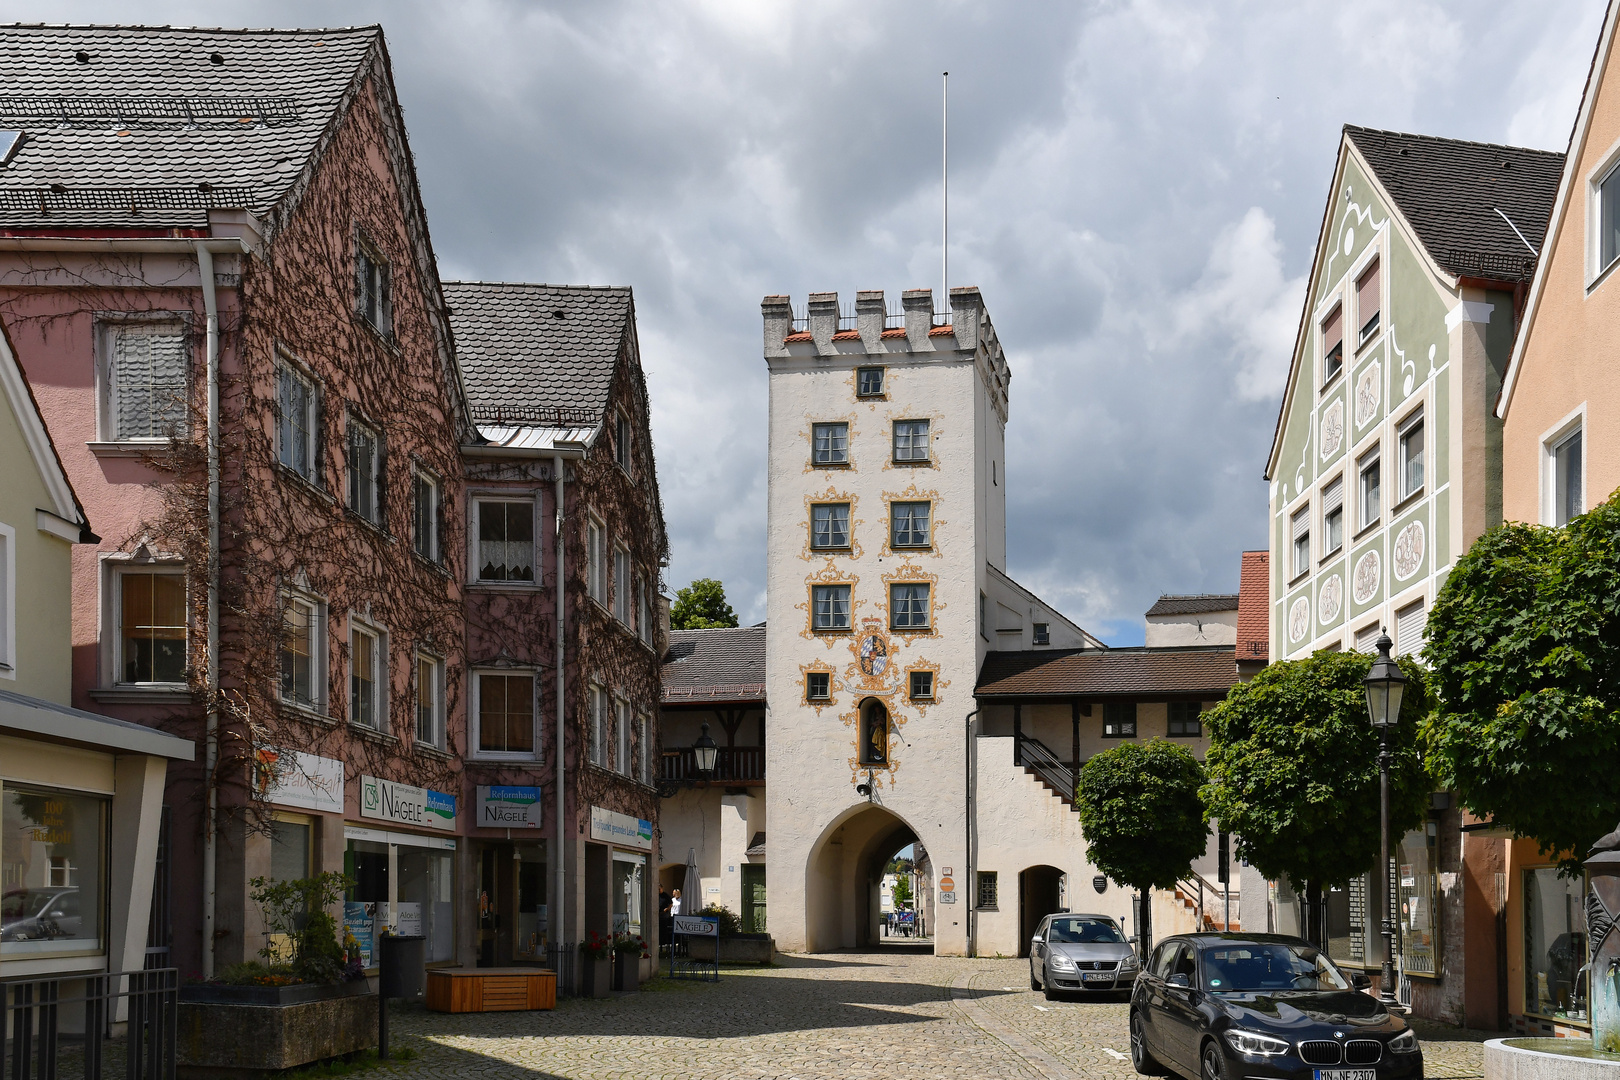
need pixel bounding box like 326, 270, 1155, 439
859, 634, 889, 677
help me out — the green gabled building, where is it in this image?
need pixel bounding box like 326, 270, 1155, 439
1262, 126, 1561, 1021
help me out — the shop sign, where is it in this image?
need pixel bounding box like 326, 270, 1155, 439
256, 748, 344, 814
477, 786, 542, 829
673, 915, 718, 937
589, 805, 652, 851
359, 775, 456, 830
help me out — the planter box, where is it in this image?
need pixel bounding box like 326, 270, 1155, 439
176, 986, 376, 1077
613, 953, 641, 992
686, 934, 775, 964
179, 980, 372, 1007
424, 968, 556, 1013
581, 956, 613, 998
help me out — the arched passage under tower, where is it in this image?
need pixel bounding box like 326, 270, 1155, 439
803, 802, 918, 953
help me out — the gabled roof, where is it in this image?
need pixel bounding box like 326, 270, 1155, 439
1344, 125, 1563, 283
1235, 550, 1269, 665
1145, 594, 1237, 617
1500, 0, 1620, 419
0, 24, 380, 229
444, 281, 634, 429
0, 320, 90, 539
1267, 125, 1564, 478
662, 626, 767, 705
975, 646, 1238, 700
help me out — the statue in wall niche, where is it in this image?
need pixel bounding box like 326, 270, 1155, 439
1587, 822, 1620, 1054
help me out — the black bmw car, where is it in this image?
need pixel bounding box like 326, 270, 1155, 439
1129, 933, 1422, 1080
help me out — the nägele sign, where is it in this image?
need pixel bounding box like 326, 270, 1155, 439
359, 775, 456, 830
477, 786, 542, 828
673, 915, 718, 937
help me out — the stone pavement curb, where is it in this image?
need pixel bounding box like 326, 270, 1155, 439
950, 970, 1082, 1080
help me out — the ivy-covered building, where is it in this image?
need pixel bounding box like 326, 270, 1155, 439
1264, 125, 1561, 1023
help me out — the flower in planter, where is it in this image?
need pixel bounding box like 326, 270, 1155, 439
579, 932, 613, 960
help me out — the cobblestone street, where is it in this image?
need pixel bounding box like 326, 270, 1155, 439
380, 950, 1498, 1080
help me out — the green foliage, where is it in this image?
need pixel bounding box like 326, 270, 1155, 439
1076, 739, 1210, 891
671, 578, 738, 630
249, 872, 352, 985
892, 874, 913, 906
1423, 497, 1620, 874
1201, 650, 1430, 890
696, 902, 743, 936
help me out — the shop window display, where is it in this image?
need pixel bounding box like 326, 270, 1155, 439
1, 787, 105, 956
612, 852, 645, 937
515, 845, 548, 961
397, 846, 454, 962
1523, 867, 1589, 1023
1397, 823, 1441, 976
343, 839, 389, 967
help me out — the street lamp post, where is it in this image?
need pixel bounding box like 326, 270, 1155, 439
1364, 631, 1408, 1011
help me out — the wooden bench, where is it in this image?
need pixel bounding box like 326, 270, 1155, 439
425, 968, 557, 1013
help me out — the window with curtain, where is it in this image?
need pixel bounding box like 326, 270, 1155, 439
119, 570, 186, 684
277, 362, 318, 481
811, 503, 850, 549
892, 419, 930, 463
477, 672, 535, 756
812, 585, 850, 631
476, 499, 534, 582
1399, 410, 1424, 498
812, 422, 849, 465
889, 583, 930, 630
891, 502, 930, 548
349, 623, 381, 730
279, 593, 322, 709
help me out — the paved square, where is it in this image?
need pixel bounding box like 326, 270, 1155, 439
381, 951, 1492, 1080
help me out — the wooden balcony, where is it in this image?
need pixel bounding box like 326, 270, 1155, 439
659, 746, 765, 785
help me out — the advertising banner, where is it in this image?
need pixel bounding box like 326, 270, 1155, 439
360, 775, 456, 830
589, 805, 652, 851
255, 748, 344, 814
477, 786, 542, 829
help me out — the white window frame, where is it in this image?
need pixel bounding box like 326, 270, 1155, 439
589, 683, 607, 766
1398, 407, 1425, 502
1539, 404, 1586, 527
276, 357, 320, 483
1320, 476, 1344, 557
1321, 302, 1345, 386
278, 586, 327, 713
1357, 445, 1382, 532
97, 317, 189, 443
0, 521, 14, 679
413, 469, 441, 564
1587, 140, 1620, 286
415, 650, 445, 750
1290, 506, 1311, 580
471, 668, 539, 761
613, 544, 632, 624
615, 695, 632, 776
111, 564, 188, 687
587, 518, 606, 605
472, 495, 537, 584
347, 614, 388, 732
346, 416, 382, 525
637, 573, 652, 645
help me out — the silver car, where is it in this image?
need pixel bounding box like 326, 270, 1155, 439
1029, 912, 1140, 1000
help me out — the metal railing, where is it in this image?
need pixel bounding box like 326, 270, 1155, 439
1014, 733, 1075, 805
1177, 873, 1240, 931
542, 942, 577, 998
2, 968, 177, 1080
660, 746, 764, 784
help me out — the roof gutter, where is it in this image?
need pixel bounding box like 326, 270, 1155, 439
460, 443, 587, 460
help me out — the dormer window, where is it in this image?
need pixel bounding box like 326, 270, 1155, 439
0, 130, 22, 167
1357, 260, 1380, 345
1322, 305, 1344, 384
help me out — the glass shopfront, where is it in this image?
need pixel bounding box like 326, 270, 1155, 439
342, 827, 456, 968
1397, 822, 1440, 976
1, 786, 105, 957
612, 851, 645, 938
1523, 867, 1588, 1024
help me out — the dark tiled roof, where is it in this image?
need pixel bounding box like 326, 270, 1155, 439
976, 646, 1238, 700
1345, 125, 1563, 283
661, 626, 766, 705
1236, 551, 1269, 664
0, 24, 378, 229
1145, 594, 1238, 617
444, 281, 631, 425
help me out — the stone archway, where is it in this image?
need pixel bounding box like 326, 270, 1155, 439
804, 802, 918, 952
1019, 864, 1066, 957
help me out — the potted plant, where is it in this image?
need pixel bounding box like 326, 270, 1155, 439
611, 933, 645, 991
178, 872, 375, 1075
579, 933, 614, 998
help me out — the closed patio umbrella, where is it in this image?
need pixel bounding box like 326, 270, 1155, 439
682, 848, 702, 915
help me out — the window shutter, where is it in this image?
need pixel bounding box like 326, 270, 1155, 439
1357, 261, 1380, 325
1322, 305, 1343, 354
1396, 600, 1427, 656
1292, 508, 1310, 540
1354, 624, 1381, 654
1322, 478, 1344, 515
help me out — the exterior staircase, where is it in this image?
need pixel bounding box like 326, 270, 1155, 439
1172, 874, 1240, 931
1014, 734, 1080, 812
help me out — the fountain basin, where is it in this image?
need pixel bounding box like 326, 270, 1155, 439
1485, 1038, 1620, 1080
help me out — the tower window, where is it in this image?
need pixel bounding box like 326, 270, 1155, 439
810, 503, 851, 549
806, 671, 830, 700
909, 670, 934, 701
890, 501, 931, 548
812, 585, 851, 631
812, 422, 849, 465
893, 419, 930, 463
857, 367, 885, 397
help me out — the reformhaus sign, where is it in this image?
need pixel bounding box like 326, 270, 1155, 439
359, 775, 456, 830
476, 786, 542, 828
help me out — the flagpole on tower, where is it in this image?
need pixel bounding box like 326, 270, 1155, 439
942, 70, 949, 313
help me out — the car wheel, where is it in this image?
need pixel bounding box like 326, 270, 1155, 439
1130, 1010, 1168, 1076
1043, 978, 1059, 1001
1201, 1040, 1228, 1080
1030, 966, 1041, 991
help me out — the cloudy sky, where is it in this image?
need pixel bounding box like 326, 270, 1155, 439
13, 1, 1606, 642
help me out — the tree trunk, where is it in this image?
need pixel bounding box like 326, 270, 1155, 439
1137, 888, 1153, 961
1306, 882, 1325, 951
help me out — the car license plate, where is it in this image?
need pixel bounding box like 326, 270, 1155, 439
1314, 1071, 1376, 1080
1082, 972, 1113, 983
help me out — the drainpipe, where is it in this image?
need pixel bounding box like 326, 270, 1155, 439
553, 453, 567, 957
963, 706, 979, 957
196, 242, 221, 979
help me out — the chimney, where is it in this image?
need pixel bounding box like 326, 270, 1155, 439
761, 295, 792, 356
902, 288, 933, 348
855, 289, 886, 349
807, 291, 839, 352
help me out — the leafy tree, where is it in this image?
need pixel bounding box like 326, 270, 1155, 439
1201, 650, 1430, 946
1076, 739, 1209, 957
1424, 496, 1620, 875
670, 578, 739, 630
892, 873, 913, 907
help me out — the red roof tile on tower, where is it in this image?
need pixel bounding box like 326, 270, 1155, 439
1236, 550, 1269, 663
